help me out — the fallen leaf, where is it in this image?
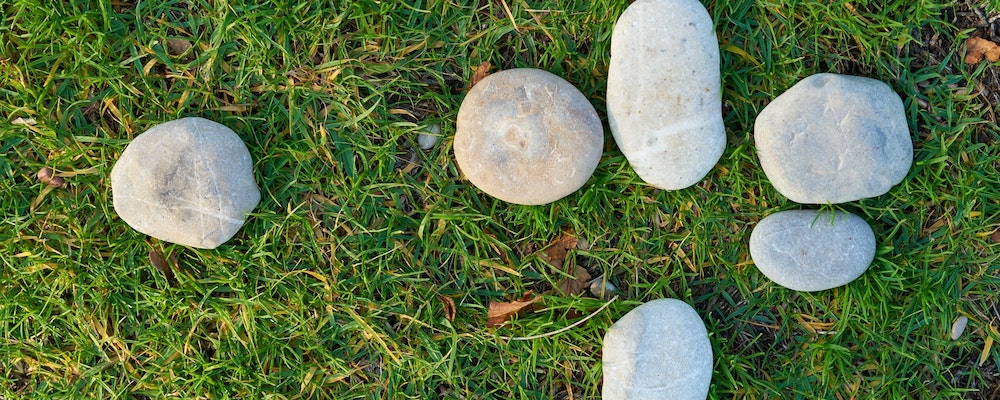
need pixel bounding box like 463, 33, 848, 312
166, 38, 193, 56
149, 249, 176, 285
965, 37, 1000, 64
557, 265, 592, 295
542, 232, 591, 295
36, 167, 65, 188
487, 292, 542, 328
149, 249, 168, 273
990, 230, 1000, 244
468, 61, 492, 90
439, 295, 456, 322
542, 232, 577, 269
980, 334, 994, 366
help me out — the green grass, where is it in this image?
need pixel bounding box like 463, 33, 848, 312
2, 0, 998, 398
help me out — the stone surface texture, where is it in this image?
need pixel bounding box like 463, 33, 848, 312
111, 117, 260, 249
607, 0, 726, 190
603, 298, 713, 400
754, 73, 913, 204
750, 209, 876, 292
455, 68, 603, 205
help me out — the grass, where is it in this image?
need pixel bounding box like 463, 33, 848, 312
1, 0, 998, 398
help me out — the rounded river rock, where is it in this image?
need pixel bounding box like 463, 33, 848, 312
111, 117, 260, 249
455, 68, 603, 205
603, 298, 712, 400
607, 0, 726, 190
754, 73, 913, 204
750, 209, 876, 292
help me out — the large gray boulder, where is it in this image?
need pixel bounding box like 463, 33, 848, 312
455, 68, 603, 205
111, 117, 260, 249
607, 0, 726, 190
603, 298, 713, 400
749, 209, 876, 292
754, 73, 913, 204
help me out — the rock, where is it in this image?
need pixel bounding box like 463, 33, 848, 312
951, 316, 969, 340
603, 298, 712, 400
454, 68, 603, 205
754, 73, 913, 203
749, 209, 876, 292
111, 117, 260, 249
417, 124, 441, 150
606, 0, 726, 190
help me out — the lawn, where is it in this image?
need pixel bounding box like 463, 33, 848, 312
1, 0, 999, 398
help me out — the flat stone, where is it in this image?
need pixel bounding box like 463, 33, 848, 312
417, 124, 441, 150
754, 73, 913, 203
607, 0, 726, 190
455, 68, 603, 205
749, 209, 875, 292
603, 298, 712, 400
111, 117, 260, 249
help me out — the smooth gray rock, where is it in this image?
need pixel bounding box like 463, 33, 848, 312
455, 68, 603, 205
754, 73, 913, 203
607, 0, 726, 190
111, 117, 260, 249
749, 210, 875, 292
603, 299, 712, 400
417, 124, 440, 150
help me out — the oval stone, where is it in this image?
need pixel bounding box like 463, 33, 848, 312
754, 73, 913, 204
749, 210, 876, 292
111, 117, 260, 249
455, 68, 603, 205
607, 0, 726, 190
603, 298, 713, 400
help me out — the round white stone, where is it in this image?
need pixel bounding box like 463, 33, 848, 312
455, 68, 603, 205
607, 0, 726, 190
754, 73, 913, 204
111, 117, 260, 249
603, 298, 713, 400
749, 209, 876, 292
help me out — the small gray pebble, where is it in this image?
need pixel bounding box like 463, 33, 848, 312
951, 316, 969, 340
417, 124, 440, 150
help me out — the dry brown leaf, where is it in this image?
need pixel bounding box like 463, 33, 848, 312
468, 61, 492, 90
965, 37, 1000, 64
439, 295, 456, 322
166, 38, 193, 56
149, 249, 168, 273
149, 249, 176, 285
36, 167, 65, 188
557, 265, 592, 296
542, 232, 591, 295
990, 229, 1000, 244
487, 292, 542, 328
542, 232, 577, 269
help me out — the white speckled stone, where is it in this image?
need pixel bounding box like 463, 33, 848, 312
455, 68, 603, 205
111, 117, 260, 249
607, 0, 726, 190
754, 73, 913, 203
749, 210, 876, 292
603, 299, 713, 400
